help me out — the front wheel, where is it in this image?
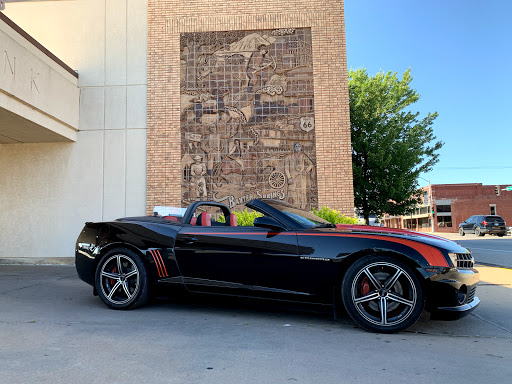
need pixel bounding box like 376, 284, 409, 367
341, 255, 424, 333
95, 248, 151, 310
459, 227, 465, 236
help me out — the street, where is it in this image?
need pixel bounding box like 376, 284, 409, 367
1, 262, 511, 384
459, 238, 512, 269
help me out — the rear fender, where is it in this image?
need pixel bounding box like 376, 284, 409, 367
77, 222, 180, 286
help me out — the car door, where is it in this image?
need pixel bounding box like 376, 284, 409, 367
174, 225, 302, 296
471, 216, 484, 233
464, 216, 475, 233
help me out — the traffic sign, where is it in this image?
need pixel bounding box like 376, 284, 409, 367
506, 186, 512, 191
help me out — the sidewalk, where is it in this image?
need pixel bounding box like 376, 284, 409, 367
431, 232, 510, 241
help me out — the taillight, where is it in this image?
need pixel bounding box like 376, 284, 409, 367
482, 221, 487, 225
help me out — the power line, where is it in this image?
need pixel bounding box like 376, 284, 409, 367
437, 166, 512, 170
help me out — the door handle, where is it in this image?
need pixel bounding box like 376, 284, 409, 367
183, 236, 198, 245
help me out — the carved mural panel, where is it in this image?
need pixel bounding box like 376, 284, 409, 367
180, 28, 317, 210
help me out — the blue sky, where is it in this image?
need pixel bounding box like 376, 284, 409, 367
345, 0, 512, 188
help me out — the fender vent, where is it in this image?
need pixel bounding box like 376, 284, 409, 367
455, 253, 474, 269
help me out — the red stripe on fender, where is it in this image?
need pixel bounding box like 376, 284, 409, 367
150, 250, 164, 277
155, 250, 168, 277
294, 233, 449, 267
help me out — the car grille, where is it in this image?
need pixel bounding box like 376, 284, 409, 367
455, 253, 474, 269
467, 286, 476, 303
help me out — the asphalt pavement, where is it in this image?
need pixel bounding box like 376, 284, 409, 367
1, 264, 511, 384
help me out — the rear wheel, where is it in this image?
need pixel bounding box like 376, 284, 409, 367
475, 227, 484, 237
341, 255, 424, 333
95, 248, 151, 309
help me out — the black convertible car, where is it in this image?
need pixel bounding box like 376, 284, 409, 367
75, 199, 479, 333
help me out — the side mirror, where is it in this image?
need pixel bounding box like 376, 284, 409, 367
254, 216, 286, 231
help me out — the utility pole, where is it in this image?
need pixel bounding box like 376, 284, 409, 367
419, 177, 434, 233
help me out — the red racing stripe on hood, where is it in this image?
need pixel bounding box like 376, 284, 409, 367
295, 233, 449, 267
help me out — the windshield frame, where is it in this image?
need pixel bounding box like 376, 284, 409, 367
247, 199, 330, 229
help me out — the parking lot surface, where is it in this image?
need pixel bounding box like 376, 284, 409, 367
1, 264, 511, 384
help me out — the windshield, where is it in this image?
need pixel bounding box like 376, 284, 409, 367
261, 200, 331, 228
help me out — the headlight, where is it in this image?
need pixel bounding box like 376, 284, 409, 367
448, 253, 458, 268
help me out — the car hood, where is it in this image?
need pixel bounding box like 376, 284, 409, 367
327, 224, 469, 253
335, 224, 449, 241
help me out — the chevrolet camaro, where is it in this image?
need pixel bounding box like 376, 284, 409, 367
75, 199, 480, 333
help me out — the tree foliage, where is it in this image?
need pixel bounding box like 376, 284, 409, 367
218, 209, 263, 226
349, 68, 443, 222
312, 207, 359, 225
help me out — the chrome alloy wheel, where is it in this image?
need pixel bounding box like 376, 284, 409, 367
99, 254, 140, 305
350, 262, 417, 327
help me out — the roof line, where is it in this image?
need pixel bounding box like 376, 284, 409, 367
0, 11, 78, 78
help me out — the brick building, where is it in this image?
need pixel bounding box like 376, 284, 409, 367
0, 1, 353, 261
383, 183, 512, 233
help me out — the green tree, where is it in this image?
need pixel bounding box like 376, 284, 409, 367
349, 68, 443, 223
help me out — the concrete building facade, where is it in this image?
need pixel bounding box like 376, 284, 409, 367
0, 0, 353, 261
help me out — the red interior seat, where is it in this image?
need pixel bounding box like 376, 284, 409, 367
227, 213, 237, 227
196, 212, 211, 226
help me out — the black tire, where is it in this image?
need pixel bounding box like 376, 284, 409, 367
459, 227, 465, 236
95, 248, 151, 310
475, 227, 484, 237
341, 255, 424, 333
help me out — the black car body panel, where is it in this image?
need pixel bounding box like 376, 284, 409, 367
76, 199, 480, 326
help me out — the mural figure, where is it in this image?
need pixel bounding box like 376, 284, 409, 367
201, 125, 223, 173
246, 45, 274, 92
190, 155, 208, 198
214, 33, 276, 60
284, 142, 314, 209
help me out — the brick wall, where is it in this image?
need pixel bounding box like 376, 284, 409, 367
147, 0, 354, 215
432, 184, 512, 232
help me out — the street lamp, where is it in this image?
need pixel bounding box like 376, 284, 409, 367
418, 176, 434, 233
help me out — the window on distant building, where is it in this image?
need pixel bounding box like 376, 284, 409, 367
437, 216, 452, 227
436, 205, 451, 213
490, 204, 497, 215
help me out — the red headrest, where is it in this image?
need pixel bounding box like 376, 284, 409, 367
197, 212, 211, 226
190, 217, 197, 226
227, 213, 237, 227
164, 216, 180, 222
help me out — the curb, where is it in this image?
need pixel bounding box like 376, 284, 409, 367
0, 257, 75, 266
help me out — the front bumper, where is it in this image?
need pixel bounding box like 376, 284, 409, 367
430, 296, 480, 320
425, 267, 480, 320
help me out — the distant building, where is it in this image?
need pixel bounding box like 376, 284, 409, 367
383, 183, 512, 233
